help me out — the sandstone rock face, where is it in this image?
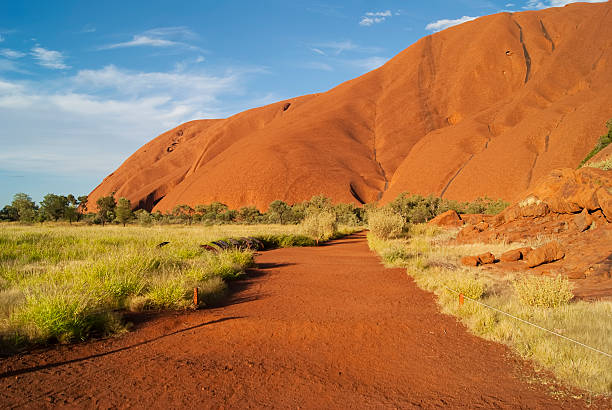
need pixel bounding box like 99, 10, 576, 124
477, 252, 496, 265
500, 249, 523, 262
596, 188, 612, 223
461, 256, 480, 267
573, 208, 594, 232
429, 210, 462, 227
88, 2, 612, 212
497, 168, 612, 224
526, 241, 565, 268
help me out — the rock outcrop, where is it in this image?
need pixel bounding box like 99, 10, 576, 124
88, 2, 612, 212
454, 167, 611, 300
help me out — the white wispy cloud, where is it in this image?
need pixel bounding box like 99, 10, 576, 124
310, 47, 326, 56
30, 46, 70, 69
100, 26, 201, 51
0, 65, 268, 179
311, 40, 382, 56
0, 49, 25, 59
102, 35, 177, 49
359, 10, 392, 26
425, 16, 479, 32
524, 0, 607, 8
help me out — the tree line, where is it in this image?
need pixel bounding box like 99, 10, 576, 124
1, 191, 508, 226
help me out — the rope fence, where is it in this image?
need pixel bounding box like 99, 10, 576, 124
442, 285, 612, 359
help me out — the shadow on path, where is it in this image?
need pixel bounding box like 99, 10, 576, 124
0, 316, 242, 380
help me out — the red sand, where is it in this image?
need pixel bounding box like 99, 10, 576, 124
1, 233, 608, 408
89, 2, 612, 212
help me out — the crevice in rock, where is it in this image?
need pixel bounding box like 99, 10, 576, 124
440, 154, 474, 198
540, 20, 555, 51
282, 102, 291, 112
514, 20, 532, 83
544, 134, 550, 153
526, 152, 539, 188
349, 183, 366, 205
370, 93, 390, 201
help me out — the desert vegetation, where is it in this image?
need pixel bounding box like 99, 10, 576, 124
0, 192, 508, 349
367, 221, 612, 395
0, 192, 367, 349
580, 118, 612, 167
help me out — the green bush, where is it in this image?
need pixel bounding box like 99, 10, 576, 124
513, 275, 574, 308
445, 273, 485, 300
580, 118, 612, 167
301, 211, 338, 243
367, 208, 405, 239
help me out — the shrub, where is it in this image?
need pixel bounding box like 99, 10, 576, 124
579, 118, 612, 167
586, 158, 612, 171
445, 273, 485, 300
301, 211, 337, 244
134, 209, 153, 226
367, 208, 405, 239
513, 275, 574, 308
380, 245, 414, 266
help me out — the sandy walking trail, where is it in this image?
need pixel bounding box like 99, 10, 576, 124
0, 233, 607, 408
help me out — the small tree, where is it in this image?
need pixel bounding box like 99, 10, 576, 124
65, 195, 78, 224
11, 193, 37, 223
238, 206, 263, 224
40, 193, 69, 221
267, 200, 293, 224
115, 197, 133, 227
301, 210, 337, 245
0, 205, 19, 221
173, 204, 195, 225
97, 195, 116, 226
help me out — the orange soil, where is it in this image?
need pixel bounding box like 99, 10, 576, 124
1, 234, 609, 408
89, 2, 612, 212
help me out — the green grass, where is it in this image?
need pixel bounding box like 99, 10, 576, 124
367, 226, 612, 395
586, 158, 612, 171
0, 223, 348, 348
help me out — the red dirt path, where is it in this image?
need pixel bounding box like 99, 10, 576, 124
1, 233, 608, 408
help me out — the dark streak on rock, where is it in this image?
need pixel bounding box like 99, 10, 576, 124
540, 20, 555, 51
440, 154, 474, 198
514, 20, 532, 83
349, 183, 366, 205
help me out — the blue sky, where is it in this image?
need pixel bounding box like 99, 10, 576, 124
0, 0, 605, 206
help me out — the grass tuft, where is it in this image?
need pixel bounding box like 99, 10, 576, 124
513, 275, 574, 308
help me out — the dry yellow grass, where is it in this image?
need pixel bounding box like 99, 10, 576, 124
368, 225, 612, 395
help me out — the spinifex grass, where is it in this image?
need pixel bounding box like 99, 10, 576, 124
0, 224, 326, 347
367, 225, 612, 395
